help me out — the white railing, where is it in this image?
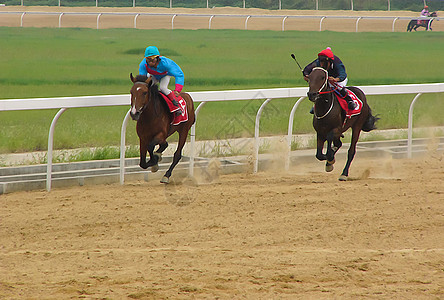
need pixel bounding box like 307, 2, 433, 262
1, 83, 443, 191
1, 11, 440, 32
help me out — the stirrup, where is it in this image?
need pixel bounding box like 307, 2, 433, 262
348, 101, 357, 110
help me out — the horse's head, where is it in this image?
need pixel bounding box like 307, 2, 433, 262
430, 11, 438, 17
130, 73, 152, 121
306, 67, 329, 102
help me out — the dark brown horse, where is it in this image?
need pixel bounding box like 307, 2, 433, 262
130, 73, 195, 183
407, 11, 438, 32
306, 67, 378, 181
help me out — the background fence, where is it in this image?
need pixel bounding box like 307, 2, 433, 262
1, 11, 442, 32
2, 0, 444, 11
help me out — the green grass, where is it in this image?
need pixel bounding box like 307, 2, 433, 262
0, 27, 443, 156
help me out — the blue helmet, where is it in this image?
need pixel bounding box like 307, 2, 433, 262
144, 46, 160, 57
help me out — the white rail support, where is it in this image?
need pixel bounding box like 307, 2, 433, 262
254, 98, 272, 173
286, 96, 306, 171
189, 102, 207, 177
134, 13, 139, 29
97, 13, 102, 30
171, 14, 177, 30
408, 93, 422, 159
319, 16, 326, 31
20, 12, 25, 27
46, 108, 67, 192
120, 110, 132, 185
356, 17, 362, 32
245, 15, 251, 30
282, 16, 288, 31
392, 17, 399, 32
58, 13, 63, 28
209, 15, 214, 29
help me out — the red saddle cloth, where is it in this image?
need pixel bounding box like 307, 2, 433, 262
336, 89, 363, 119
159, 93, 189, 125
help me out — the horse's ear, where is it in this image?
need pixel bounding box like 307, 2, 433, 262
146, 77, 152, 85
130, 73, 136, 83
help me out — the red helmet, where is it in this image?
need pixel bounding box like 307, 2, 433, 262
318, 48, 334, 60
424, 5, 428, 9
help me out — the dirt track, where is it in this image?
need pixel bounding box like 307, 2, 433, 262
1, 6, 442, 32
1, 152, 444, 299
1, 6, 444, 299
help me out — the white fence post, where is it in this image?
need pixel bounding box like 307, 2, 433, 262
286, 96, 306, 171
46, 108, 67, 192
120, 110, 131, 185
254, 98, 272, 173
189, 102, 207, 177
408, 93, 422, 159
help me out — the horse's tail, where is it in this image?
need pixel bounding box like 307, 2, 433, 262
362, 107, 380, 132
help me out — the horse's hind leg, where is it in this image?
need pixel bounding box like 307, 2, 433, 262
161, 131, 187, 183
339, 129, 361, 181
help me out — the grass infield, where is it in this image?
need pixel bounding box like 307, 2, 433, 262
0, 27, 443, 156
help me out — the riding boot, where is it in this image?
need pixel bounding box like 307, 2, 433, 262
166, 92, 183, 115
340, 88, 356, 110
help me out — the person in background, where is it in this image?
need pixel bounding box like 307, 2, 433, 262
139, 45, 184, 114
303, 47, 357, 111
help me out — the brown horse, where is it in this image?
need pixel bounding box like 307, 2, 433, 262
306, 67, 379, 181
130, 73, 195, 183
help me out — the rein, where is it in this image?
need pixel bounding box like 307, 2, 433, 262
311, 67, 335, 120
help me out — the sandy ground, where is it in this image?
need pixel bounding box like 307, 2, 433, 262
0, 6, 442, 32
1, 152, 444, 299
1, 6, 443, 299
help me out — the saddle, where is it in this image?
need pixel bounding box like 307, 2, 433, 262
159, 92, 189, 125
334, 89, 363, 119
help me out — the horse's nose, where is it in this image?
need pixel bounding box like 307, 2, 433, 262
130, 111, 140, 121
307, 91, 318, 101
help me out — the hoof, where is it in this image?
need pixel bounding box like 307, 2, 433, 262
151, 165, 159, 173
160, 176, 169, 184
325, 164, 334, 172
338, 175, 348, 181
154, 152, 162, 163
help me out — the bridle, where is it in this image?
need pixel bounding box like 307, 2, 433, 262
311, 67, 338, 119
132, 81, 151, 115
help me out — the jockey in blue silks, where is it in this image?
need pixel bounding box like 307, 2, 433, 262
139, 46, 184, 114
303, 47, 357, 111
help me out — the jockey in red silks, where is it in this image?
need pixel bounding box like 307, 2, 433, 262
420, 5, 430, 17
139, 46, 184, 115
418, 5, 430, 25
303, 47, 357, 112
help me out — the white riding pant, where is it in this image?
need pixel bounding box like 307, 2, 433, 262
329, 77, 348, 89
149, 75, 172, 95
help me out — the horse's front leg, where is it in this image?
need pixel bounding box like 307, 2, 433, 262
139, 138, 149, 169
150, 142, 168, 173
339, 129, 361, 181
139, 139, 159, 170
315, 133, 327, 161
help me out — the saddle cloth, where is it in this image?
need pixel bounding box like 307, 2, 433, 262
335, 89, 363, 119
159, 93, 189, 126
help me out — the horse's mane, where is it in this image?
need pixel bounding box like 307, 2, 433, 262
132, 75, 169, 115
134, 74, 149, 82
